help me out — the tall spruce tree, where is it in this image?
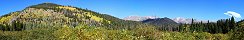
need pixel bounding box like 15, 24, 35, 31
230, 16, 236, 30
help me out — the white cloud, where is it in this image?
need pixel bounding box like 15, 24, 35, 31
224, 11, 242, 18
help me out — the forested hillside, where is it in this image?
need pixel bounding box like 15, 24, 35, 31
142, 17, 178, 31
0, 3, 243, 40
0, 3, 152, 31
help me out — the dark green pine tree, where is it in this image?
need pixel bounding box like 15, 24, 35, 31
217, 19, 223, 33
191, 18, 194, 24
230, 16, 236, 30
223, 19, 230, 33
206, 20, 210, 32
199, 21, 205, 32
178, 23, 183, 32
190, 18, 194, 32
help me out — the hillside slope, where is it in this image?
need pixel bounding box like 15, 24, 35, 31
142, 17, 178, 31
0, 3, 152, 31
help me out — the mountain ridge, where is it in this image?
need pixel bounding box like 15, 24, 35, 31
142, 17, 178, 31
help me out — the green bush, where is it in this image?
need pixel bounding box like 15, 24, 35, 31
229, 28, 244, 40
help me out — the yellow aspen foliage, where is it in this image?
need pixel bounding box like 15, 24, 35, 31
0, 12, 19, 24
107, 21, 111, 24
56, 6, 77, 11
85, 12, 111, 24
91, 16, 103, 22
0, 16, 12, 24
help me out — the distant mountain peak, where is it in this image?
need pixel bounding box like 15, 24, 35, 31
173, 17, 208, 24
123, 16, 159, 21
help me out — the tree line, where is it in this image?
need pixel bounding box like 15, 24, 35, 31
178, 16, 239, 34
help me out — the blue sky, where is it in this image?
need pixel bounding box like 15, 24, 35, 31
0, 0, 243, 21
